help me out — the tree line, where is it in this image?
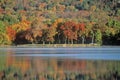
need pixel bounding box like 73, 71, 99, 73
0, 18, 120, 45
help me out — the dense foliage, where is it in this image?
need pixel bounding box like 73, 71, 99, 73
0, 0, 120, 45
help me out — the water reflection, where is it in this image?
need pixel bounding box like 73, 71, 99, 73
0, 54, 120, 80
0, 48, 120, 80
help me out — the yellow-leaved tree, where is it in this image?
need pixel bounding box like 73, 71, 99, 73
6, 20, 31, 44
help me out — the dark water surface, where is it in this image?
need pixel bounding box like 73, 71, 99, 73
0, 47, 120, 80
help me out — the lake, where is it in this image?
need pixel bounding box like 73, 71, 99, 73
0, 47, 120, 80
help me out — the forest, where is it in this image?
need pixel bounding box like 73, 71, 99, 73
0, 0, 120, 45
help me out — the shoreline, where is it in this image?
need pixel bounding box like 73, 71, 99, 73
0, 44, 100, 48
0, 44, 120, 48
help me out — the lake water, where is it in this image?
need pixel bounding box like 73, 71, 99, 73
0, 47, 120, 80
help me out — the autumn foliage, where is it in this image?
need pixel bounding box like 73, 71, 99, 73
11, 20, 31, 32
0, 17, 119, 45
60, 21, 86, 43
6, 27, 16, 41
3, 19, 102, 45
0, 0, 119, 45
5, 20, 30, 44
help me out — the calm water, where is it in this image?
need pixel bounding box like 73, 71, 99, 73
0, 47, 120, 80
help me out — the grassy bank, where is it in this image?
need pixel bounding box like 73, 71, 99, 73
0, 44, 100, 48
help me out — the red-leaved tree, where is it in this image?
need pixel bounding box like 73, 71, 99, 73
60, 21, 78, 44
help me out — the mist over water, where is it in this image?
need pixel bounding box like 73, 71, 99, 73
1, 47, 120, 60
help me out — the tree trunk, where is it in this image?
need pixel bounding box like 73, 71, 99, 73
65, 38, 67, 44
82, 36, 85, 44
43, 41, 45, 45
71, 39, 73, 44
68, 39, 69, 44
58, 34, 60, 44
92, 33, 94, 44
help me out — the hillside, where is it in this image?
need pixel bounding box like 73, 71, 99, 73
0, 0, 120, 45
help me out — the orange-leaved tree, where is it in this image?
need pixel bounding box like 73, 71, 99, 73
60, 21, 78, 44
12, 20, 31, 32
6, 20, 31, 44
6, 27, 16, 42
45, 19, 64, 44
77, 23, 86, 44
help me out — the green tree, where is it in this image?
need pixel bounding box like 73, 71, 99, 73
95, 29, 102, 45
107, 19, 120, 34
116, 9, 120, 16
0, 21, 5, 33
0, 21, 8, 44
2, 14, 18, 25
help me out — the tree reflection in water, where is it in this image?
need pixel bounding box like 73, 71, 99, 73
0, 53, 120, 80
